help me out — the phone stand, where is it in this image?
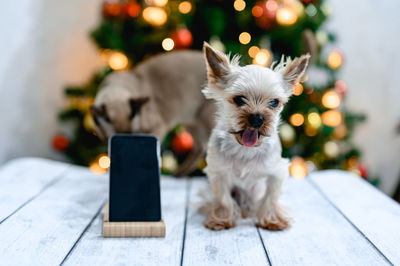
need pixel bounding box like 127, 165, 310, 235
103, 203, 166, 237
102, 134, 166, 238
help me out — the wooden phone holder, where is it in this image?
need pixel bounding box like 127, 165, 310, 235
102, 203, 165, 238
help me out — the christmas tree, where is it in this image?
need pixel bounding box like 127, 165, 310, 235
56, 0, 371, 181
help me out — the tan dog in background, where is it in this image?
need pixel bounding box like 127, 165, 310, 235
91, 51, 215, 176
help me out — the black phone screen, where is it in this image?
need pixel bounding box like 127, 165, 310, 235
109, 134, 161, 222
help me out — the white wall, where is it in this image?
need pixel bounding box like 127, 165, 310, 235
0, 0, 104, 163
0, 0, 399, 195
326, 0, 400, 194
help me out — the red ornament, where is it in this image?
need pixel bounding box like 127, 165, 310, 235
358, 163, 368, 179
301, 0, 319, 4
171, 29, 193, 49
123, 2, 141, 18
253, 1, 277, 30
102, 2, 122, 17
52, 135, 69, 151
171, 131, 194, 154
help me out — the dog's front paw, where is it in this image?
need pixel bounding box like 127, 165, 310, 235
204, 216, 235, 230
257, 211, 291, 231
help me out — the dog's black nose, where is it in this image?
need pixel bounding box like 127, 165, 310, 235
248, 114, 264, 128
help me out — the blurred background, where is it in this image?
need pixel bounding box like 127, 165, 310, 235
0, 0, 399, 198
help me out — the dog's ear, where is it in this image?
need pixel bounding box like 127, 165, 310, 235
203, 42, 231, 90
283, 54, 310, 86
274, 54, 310, 95
129, 97, 149, 119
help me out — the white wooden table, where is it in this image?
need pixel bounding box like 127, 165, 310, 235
0, 158, 399, 266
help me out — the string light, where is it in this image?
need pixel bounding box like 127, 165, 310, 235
290, 157, 307, 179
307, 112, 322, 129
234, 0, 246, 12
108, 51, 129, 70
279, 123, 295, 145
293, 1, 305, 15
324, 141, 339, 158
152, 0, 168, 7
239, 32, 251, 45
327, 50, 343, 69
322, 90, 341, 109
143, 7, 167, 26
98, 154, 111, 169
290, 113, 304, 127
162, 38, 175, 51
276, 7, 298, 26
178, 1, 192, 14
253, 49, 272, 66
89, 161, 107, 175
322, 110, 342, 127
293, 83, 303, 96
248, 46, 259, 58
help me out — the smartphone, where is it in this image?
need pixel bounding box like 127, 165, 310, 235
108, 134, 162, 222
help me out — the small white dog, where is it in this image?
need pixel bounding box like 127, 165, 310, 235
201, 43, 310, 230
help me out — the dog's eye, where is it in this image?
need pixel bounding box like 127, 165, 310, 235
268, 99, 279, 108
233, 96, 246, 107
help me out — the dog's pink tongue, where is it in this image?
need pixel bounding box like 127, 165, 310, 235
242, 129, 258, 147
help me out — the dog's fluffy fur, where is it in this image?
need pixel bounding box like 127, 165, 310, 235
91, 51, 215, 176
201, 43, 310, 230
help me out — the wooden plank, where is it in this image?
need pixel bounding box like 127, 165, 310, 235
63, 177, 188, 266
102, 204, 166, 237
258, 178, 390, 266
0, 158, 69, 223
310, 170, 400, 265
0, 165, 108, 266
182, 178, 269, 266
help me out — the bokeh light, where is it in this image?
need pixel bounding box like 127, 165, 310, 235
162, 38, 175, 51
253, 49, 271, 66
293, 83, 303, 96
290, 157, 307, 179
108, 51, 129, 70
98, 154, 111, 169
178, 1, 192, 14
322, 110, 342, 127
239, 32, 251, 45
276, 7, 297, 26
324, 141, 339, 158
322, 90, 341, 109
327, 50, 343, 69
234, 0, 246, 12
90, 161, 107, 175
290, 113, 305, 127
143, 7, 167, 26
307, 112, 322, 129
152, 0, 168, 7
248, 46, 259, 58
